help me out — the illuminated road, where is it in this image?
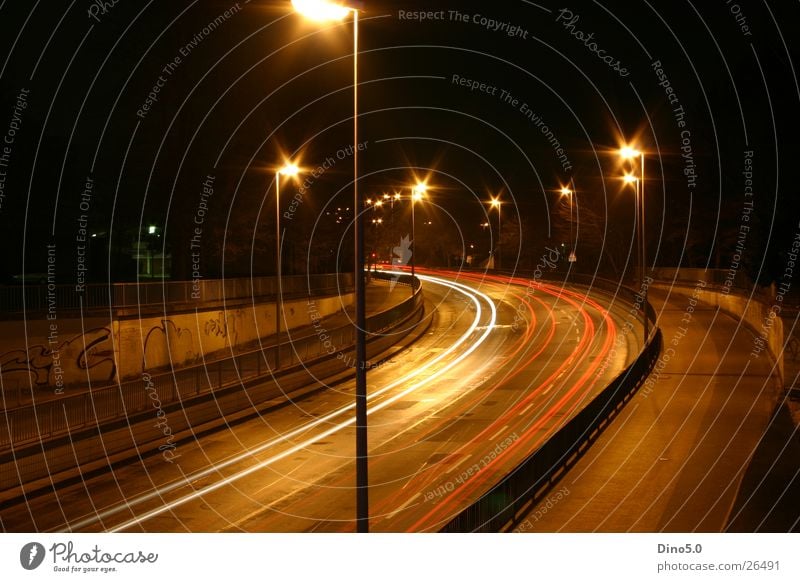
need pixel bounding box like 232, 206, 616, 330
1, 271, 642, 532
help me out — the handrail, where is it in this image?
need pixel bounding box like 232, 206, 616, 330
0, 273, 354, 315
440, 274, 661, 532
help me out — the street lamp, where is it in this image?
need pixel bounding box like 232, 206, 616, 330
621, 164, 648, 343
275, 162, 301, 369
410, 183, 426, 289
291, 0, 370, 532
560, 181, 577, 264
489, 197, 502, 270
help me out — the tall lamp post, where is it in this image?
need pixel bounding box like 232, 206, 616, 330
410, 183, 426, 287
489, 197, 502, 270
291, 0, 369, 532
560, 181, 577, 264
622, 162, 648, 344
275, 162, 300, 369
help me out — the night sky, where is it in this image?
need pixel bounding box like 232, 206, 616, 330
0, 0, 797, 285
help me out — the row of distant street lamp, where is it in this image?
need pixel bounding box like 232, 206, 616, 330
279, 0, 650, 532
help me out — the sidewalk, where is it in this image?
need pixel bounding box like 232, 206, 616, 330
519, 286, 793, 532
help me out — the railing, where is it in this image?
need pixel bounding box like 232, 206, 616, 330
442, 331, 662, 532
0, 278, 422, 451
0, 273, 354, 315
440, 274, 661, 532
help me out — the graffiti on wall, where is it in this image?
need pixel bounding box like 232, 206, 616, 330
0, 327, 116, 387
142, 319, 197, 370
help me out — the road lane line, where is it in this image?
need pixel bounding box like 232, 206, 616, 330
92, 275, 496, 533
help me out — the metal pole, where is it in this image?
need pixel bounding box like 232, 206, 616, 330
411, 191, 416, 282
569, 187, 573, 257
352, 10, 369, 533
497, 203, 501, 270
640, 154, 648, 343
275, 171, 281, 369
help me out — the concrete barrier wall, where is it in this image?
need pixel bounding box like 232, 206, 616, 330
0, 294, 353, 390
0, 290, 424, 492
653, 282, 784, 383
113, 293, 353, 380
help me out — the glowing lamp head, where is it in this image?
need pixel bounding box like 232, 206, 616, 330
490, 198, 501, 209
292, 0, 350, 21
278, 163, 300, 177
619, 146, 641, 159
560, 187, 572, 196
623, 173, 638, 185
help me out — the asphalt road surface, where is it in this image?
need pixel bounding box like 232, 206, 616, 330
515, 286, 786, 532
1, 270, 643, 532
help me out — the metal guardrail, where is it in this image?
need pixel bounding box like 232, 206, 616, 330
442, 329, 662, 532
0, 277, 421, 451
0, 273, 354, 314
440, 273, 661, 532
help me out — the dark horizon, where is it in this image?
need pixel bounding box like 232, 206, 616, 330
0, 0, 797, 285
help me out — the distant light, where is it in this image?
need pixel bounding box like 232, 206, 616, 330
91, 233, 97, 238
623, 173, 638, 184
619, 145, 641, 159
489, 198, 501, 209
148, 225, 156, 234
560, 187, 572, 196
292, 0, 350, 22
278, 163, 300, 177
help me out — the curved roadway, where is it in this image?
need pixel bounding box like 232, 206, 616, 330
1, 270, 643, 532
